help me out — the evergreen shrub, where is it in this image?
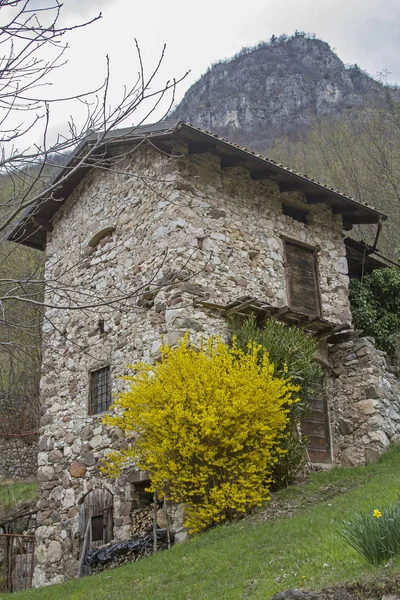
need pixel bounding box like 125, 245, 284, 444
231, 315, 323, 488
350, 267, 400, 355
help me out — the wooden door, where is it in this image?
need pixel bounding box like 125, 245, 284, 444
79, 489, 113, 555
301, 387, 331, 464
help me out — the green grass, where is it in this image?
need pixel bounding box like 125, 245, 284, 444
9, 446, 400, 599
0, 480, 39, 515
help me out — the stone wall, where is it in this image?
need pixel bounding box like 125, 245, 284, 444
328, 337, 400, 466
34, 141, 353, 586
0, 435, 38, 478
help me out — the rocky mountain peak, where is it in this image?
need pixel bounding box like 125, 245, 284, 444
174, 34, 387, 151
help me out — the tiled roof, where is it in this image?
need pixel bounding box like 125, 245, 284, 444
185, 122, 378, 211
8, 120, 386, 250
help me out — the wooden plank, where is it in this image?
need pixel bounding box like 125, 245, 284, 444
301, 383, 332, 464
344, 216, 379, 225
225, 296, 251, 309
250, 168, 276, 180
279, 182, 306, 193
307, 435, 330, 448
200, 298, 339, 340
297, 315, 320, 326
315, 323, 350, 339
261, 305, 278, 314
302, 421, 326, 435
197, 301, 228, 311
187, 142, 216, 154
30, 217, 53, 232
226, 298, 258, 315
305, 193, 331, 204
307, 448, 331, 463
221, 156, 247, 168
331, 206, 356, 215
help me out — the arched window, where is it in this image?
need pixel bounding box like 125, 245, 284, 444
87, 227, 116, 249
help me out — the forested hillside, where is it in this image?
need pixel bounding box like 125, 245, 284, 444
0, 169, 45, 434
270, 100, 400, 258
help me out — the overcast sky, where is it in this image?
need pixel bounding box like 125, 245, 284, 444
61, 0, 400, 88
4, 0, 400, 147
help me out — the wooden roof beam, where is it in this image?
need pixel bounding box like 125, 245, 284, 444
279, 181, 306, 193
331, 206, 356, 216
221, 155, 248, 168
306, 193, 331, 204
187, 142, 216, 154
297, 315, 319, 326
250, 168, 276, 180
344, 216, 379, 225
31, 217, 53, 232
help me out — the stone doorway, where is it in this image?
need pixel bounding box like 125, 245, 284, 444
78, 488, 113, 575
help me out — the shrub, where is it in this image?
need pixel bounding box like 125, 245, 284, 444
231, 315, 323, 487
350, 267, 400, 355
342, 505, 400, 564
102, 334, 298, 533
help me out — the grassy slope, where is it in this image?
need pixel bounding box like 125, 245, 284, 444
10, 446, 400, 600
0, 481, 39, 515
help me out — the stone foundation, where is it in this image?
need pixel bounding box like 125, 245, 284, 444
328, 336, 400, 466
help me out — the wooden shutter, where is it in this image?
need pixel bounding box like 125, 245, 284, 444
284, 241, 321, 317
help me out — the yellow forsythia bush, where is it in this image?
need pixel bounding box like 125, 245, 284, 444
102, 335, 299, 533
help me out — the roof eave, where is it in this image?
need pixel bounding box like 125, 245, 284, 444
7, 121, 386, 249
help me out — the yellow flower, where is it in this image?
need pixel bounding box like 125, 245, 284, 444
102, 334, 297, 533
373, 509, 382, 518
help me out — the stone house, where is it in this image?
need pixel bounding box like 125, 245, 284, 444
8, 121, 400, 586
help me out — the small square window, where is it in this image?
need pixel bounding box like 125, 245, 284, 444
89, 366, 111, 415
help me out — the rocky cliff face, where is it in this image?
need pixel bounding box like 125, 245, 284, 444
174, 35, 389, 151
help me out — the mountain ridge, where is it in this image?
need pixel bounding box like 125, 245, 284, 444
174, 33, 398, 152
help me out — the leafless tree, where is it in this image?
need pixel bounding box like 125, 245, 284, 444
0, 0, 188, 232
0, 0, 197, 447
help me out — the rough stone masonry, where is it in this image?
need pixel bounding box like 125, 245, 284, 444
33, 140, 400, 586
0, 435, 37, 478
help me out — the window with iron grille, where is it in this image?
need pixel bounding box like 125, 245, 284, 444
89, 366, 111, 415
